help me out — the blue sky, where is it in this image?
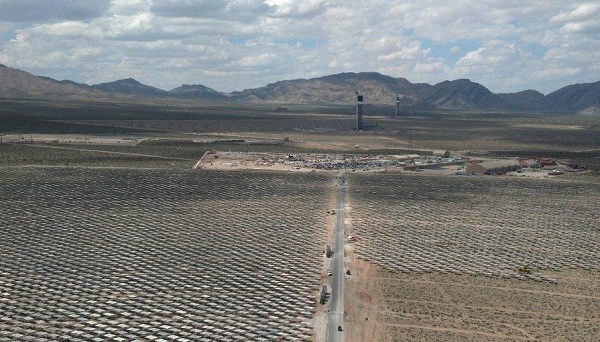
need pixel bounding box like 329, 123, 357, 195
0, 0, 599, 94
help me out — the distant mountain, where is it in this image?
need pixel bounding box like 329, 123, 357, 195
0, 65, 99, 98
38, 76, 93, 89
230, 73, 506, 109
0, 63, 599, 113
543, 81, 600, 113
230, 72, 431, 105
497, 90, 545, 110
416, 79, 500, 109
91, 78, 169, 97
169, 84, 229, 101
231, 73, 506, 109
231, 73, 599, 113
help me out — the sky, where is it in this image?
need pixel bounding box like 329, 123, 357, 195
0, 0, 599, 94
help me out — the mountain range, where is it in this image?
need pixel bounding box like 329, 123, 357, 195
1, 63, 599, 113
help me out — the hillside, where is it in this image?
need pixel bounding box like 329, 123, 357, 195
416, 79, 500, 109
0, 64, 100, 98
169, 84, 230, 101
497, 90, 545, 110
230, 72, 433, 105
91, 78, 169, 97
544, 81, 600, 113
0, 63, 598, 112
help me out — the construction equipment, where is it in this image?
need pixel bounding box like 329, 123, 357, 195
326, 245, 333, 258
319, 285, 327, 304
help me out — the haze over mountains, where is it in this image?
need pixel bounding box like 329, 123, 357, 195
1, 63, 599, 113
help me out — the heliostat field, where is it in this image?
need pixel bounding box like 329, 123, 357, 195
0, 168, 331, 341
349, 173, 600, 279
345, 173, 600, 341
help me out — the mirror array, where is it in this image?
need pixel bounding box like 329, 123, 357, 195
349, 174, 600, 282
0, 168, 331, 341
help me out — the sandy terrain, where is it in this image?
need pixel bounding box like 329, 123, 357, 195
344, 246, 385, 342
190, 131, 411, 151
197, 151, 321, 172
345, 266, 600, 341
1, 134, 143, 145
344, 219, 600, 342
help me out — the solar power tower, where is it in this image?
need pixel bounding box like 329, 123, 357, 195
356, 92, 364, 130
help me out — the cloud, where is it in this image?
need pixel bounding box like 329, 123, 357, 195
552, 3, 600, 34
266, 0, 326, 18
377, 43, 429, 61
552, 3, 600, 22
414, 60, 447, 74
0, 1, 598, 94
23, 13, 161, 41
229, 52, 279, 68
151, 0, 229, 18
451, 42, 543, 91
109, 0, 151, 15
533, 67, 581, 80
151, 0, 272, 22
0, 0, 111, 23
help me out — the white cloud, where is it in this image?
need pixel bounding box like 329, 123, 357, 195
451, 42, 540, 91
552, 3, 600, 34
561, 21, 600, 34
552, 3, 600, 22
377, 43, 428, 61
266, 0, 326, 17
151, 0, 229, 18
109, 0, 151, 15
0, 0, 111, 22
151, 0, 273, 23
0, 1, 598, 93
533, 67, 581, 79
413, 60, 447, 74
229, 53, 279, 67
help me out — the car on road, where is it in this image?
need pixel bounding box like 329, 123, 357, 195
338, 326, 343, 331
327, 270, 332, 276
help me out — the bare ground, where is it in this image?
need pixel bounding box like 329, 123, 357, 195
344, 260, 600, 341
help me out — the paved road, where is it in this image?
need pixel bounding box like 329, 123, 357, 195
328, 173, 346, 342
